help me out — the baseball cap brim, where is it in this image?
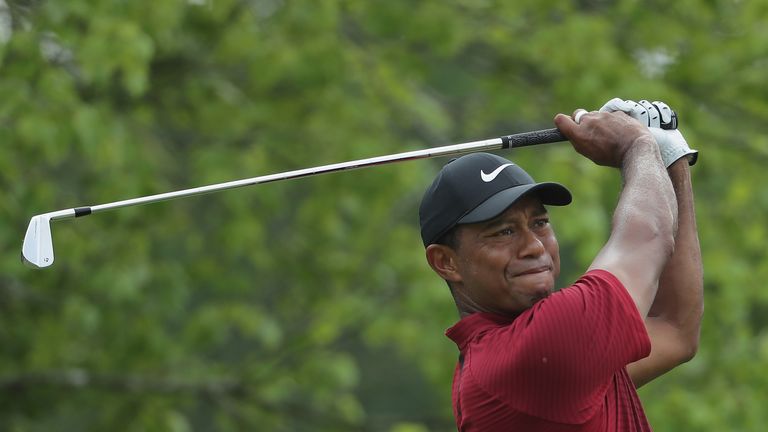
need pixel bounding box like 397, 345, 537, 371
458, 182, 572, 224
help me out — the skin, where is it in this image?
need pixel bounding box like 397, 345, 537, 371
426, 195, 560, 317
627, 158, 703, 387
555, 110, 677, 318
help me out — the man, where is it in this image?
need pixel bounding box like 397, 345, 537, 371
418, 99, 703, 431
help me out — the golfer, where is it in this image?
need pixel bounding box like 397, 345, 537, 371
419, 99, 703, 431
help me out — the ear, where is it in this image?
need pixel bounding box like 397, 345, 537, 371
425, 244, 463, 283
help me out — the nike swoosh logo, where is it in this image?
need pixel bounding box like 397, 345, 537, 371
481, 163, 514, 182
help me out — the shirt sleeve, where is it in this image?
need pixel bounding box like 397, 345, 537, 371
470, 269, 651, 424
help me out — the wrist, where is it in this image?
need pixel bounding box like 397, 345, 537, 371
667, 157, 689, 172
621, 134, 660, 167
629, 134, 658, 156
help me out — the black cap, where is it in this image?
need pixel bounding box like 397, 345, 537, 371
419, 152, 572, 246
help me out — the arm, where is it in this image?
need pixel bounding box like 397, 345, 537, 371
627, 158, 703, 387
482, 270, 652, 424
555, 111, 677, 317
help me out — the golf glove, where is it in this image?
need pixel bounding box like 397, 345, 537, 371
599, 98, 698, 167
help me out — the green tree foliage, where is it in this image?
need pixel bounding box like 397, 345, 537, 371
2, 1, 767, 430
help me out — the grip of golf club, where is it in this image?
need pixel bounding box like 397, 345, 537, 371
501, 128, 566, 148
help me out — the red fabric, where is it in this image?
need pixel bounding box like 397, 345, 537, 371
445, 269, 652, 431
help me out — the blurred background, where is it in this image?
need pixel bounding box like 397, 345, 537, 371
3, 0, 768, 431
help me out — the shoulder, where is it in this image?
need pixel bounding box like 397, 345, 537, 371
462, 270, 631, 349
549, 269, 638, 316
460, 270, 651, 423
466, 269, 649, 381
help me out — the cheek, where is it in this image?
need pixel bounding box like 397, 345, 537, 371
546, 235, 561, 276
463, 248, 507, 282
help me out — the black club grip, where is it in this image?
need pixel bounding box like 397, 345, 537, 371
501, 128, 567, 149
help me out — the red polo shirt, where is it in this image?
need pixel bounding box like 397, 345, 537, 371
446, 269, 652, 431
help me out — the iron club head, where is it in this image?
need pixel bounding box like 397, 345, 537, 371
21, 209, 77, 269
22, 214, 55, 268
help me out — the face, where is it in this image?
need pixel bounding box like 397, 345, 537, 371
449, 195, 561, 316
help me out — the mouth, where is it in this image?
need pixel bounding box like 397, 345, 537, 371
514, 266, 552, 277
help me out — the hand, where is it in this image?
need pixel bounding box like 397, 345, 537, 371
599, 98, 698, 167
554, 109, 656, 168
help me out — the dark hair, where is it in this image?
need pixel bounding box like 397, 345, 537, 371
434, 225, 461, 251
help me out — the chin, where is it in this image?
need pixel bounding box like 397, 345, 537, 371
528, 276, 555, 293
528, 282, 554, 303
530, 290, 551, 304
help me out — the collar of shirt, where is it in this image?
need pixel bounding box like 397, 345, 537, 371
445, 312, 515, 351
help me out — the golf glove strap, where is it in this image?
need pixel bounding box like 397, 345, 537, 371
599, 98, 698, 167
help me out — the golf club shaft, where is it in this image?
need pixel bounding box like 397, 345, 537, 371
49, 128, 567, 222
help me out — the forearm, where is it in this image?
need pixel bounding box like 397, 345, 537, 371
647, 158, 704, 354
618, 139, 678, 252
556, 109, 678, 316
627, 159, 702, 385
594, 136, 677, 317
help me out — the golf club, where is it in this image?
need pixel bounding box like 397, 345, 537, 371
22, 127, 567, 269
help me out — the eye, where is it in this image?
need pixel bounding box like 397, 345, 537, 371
533, 217, 550, 229
496, 227, 515, 236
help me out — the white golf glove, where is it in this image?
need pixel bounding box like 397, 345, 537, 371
599, 98, 698, 167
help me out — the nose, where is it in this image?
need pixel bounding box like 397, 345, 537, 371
518, 229, 546, 259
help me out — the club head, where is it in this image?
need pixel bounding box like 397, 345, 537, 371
22, 214, 55, 269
